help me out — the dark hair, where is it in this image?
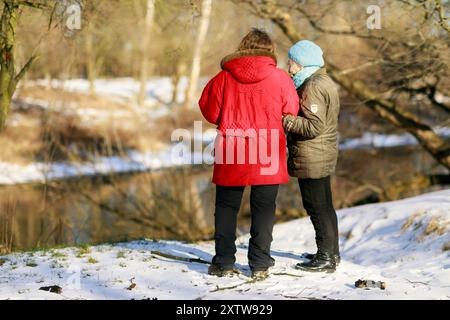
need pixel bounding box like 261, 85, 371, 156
237, 28, 275, 53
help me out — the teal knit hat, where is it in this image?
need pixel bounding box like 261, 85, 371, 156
288, 40, 324, 67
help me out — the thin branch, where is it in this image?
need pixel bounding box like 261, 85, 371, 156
293, 5, 384, 40
47, 1, 58, 31
17, 1, 49, 10
337, 49, 417, 75
272, 272, 304, 278
238, 0, 450, 168
14, 54, 38, 83
210, 278, 259, 292
151, 250, 210, 265
434, 0, 450, 33
401, 85, 450, 114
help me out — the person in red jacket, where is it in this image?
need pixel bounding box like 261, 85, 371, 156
199, 29, 299, 279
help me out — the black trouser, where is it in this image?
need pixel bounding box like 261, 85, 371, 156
298, 176, 339, 255
212, 184, 279, 271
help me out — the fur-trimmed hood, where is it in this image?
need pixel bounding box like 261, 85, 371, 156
220, 49, 278, 84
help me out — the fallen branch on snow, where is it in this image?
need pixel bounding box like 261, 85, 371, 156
151, 250, 210, 265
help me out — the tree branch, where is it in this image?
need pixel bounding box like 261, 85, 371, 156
15, 54, 38, 83
17, 1, 50, 10
401, 85, 450, 114
434, 0, 450, 33
293, 5, 384, 40
237, 0, 450, 170
151, 250, 210, 265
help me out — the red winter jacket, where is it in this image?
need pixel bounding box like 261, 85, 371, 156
199, 50, 299, 186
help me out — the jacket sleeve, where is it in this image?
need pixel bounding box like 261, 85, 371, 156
281, 72, 300, 116
283, 81, 328, 138
198, 71, 226, 125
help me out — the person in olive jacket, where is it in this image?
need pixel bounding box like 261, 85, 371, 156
282, 40, 341, 273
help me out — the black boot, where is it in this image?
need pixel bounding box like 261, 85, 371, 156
302, 252, 341, 265
207, 264, 234, 277
335, 253, 341, 265
251, 269, 269, 280
334, 252, 341, 265
295, 251, 336, 273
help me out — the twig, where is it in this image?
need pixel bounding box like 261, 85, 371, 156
210, 278, 259, 292
405, 278, 430, 286
434, 0, 450, 33
18, 1, 49, 10
272, 272, 304, 278
150, 250, 210, 265
278, 294, 326, 300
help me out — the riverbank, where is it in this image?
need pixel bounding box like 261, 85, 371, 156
1, 190, 449, 300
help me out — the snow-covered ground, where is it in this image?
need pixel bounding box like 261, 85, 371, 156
1, 190, 449, 300
29, 77, 209, 108
32, 77, 183, 106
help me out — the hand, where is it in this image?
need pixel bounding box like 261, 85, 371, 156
282, 114, 296, 132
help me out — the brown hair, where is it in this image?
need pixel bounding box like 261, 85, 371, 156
237, 28, 275, 53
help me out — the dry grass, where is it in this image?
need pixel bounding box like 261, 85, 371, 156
275, 208, 308, 222
0, 199, 16, 255
422, 217, 447, 237
442, 242, 450, 251
38, 111, 139, 162
18, 85, 132, 112
155, 107, 215, 143
0, 119, 43, 164
343, 230, 353, 240
2, 85, 171, 164
401, 211, 424, 233
5, 86, 216, 166
401, 211, 449, 242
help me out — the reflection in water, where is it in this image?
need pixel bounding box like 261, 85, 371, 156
0, 167, 216, 251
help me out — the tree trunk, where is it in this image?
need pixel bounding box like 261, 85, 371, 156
85, 32, 96, 96
184, 0, 212, 109
44, 72, 51, 91
0, 0, 18, 131
0, 1, 46, 131
138, 0, 155, 106
253, 0, 450, 171
171, 61, 187, 104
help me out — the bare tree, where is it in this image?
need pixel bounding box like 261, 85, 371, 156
234, 0, 450, 171
84, 27, 97, 96
184, 0, 212, 109
0, 0, 44, 131
0, 0, 85, 130
138, 0, 155, 106
80, 1, 119, 97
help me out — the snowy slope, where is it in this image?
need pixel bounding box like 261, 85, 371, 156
0, 190, 449, 300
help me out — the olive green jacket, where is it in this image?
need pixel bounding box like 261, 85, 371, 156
283, 68, 340, 179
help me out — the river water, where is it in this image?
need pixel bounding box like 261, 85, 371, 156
0, 144, 447, 252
